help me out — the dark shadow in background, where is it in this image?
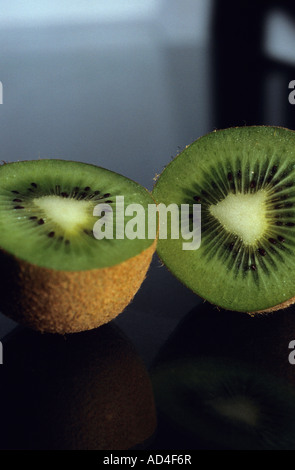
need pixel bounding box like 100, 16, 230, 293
212, 0, 295, 129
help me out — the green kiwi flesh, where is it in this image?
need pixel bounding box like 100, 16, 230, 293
0, 159, 154, 271
152, 356, 295, 450
0, 324, 157, 450
152, 126, 295, 313
0, 159, 157, 333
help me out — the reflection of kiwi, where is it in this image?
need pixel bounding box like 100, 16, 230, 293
153, 301, 295, 389
152, 356, 295, 450
0, 159, 156, 333
152, 126, 295, 313
0, 323, 157, 450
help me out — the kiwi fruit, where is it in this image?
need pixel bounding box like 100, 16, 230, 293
152, 126, 295, 314
151, 356, 295, 450
0, 159, 156, 333
0, 322, 157, 450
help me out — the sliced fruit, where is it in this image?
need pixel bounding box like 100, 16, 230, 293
152, 126, 295, 313
0, 159, 156, 333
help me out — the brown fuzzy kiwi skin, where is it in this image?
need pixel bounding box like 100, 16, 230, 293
0, 239, 156, 334
0, 323, 157, 450
249, 297, 295, 315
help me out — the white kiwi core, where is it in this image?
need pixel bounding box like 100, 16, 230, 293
33, 195, 91, 234
209, 190, 268, 245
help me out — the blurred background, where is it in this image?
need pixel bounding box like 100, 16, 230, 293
0, 0, 295, 368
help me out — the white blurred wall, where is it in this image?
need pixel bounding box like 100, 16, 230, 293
0, 0, 213, 46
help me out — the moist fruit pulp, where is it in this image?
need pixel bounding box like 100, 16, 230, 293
0, 159, 157, 333
152, 126, 295, 313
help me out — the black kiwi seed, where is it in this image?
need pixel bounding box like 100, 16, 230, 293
103, 193, 111, 198
278, 236, 285, 243
13, 198, 23, 202
38, 218, 44, 225
250, 264, 257, 271
286, 222, 295, 226
193, 196, 201, 202
48, 232, 55, 238
61, 192, 69, 198
29, 216, 38, 220
227, 172, 233, 182
84, 187, 90, 191
93, 190, 100, 195
11, 190, 20, 194
258, 248, 266, 256
269, 238, 277, 245
14, 205, 24, 209
31, 183, 37, 188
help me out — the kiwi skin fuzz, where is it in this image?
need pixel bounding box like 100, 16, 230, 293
0, 240, 156, 334
251, 297, 295, 315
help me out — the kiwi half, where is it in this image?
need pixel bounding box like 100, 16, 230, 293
0, 159, 156, 333
152, 126, 295, 313
0, 323, 157, 450
152, 356, 295, 450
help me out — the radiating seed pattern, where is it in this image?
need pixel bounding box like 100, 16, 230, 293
186, 157, 295, 282
9, 183, 116, 245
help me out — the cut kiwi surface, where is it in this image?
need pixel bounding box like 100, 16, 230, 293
152, 357, 295, 450
0, 159, 156, 333
152, 126, 295, 313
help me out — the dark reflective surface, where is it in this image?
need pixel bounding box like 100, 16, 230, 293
1, 1, 295, 450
